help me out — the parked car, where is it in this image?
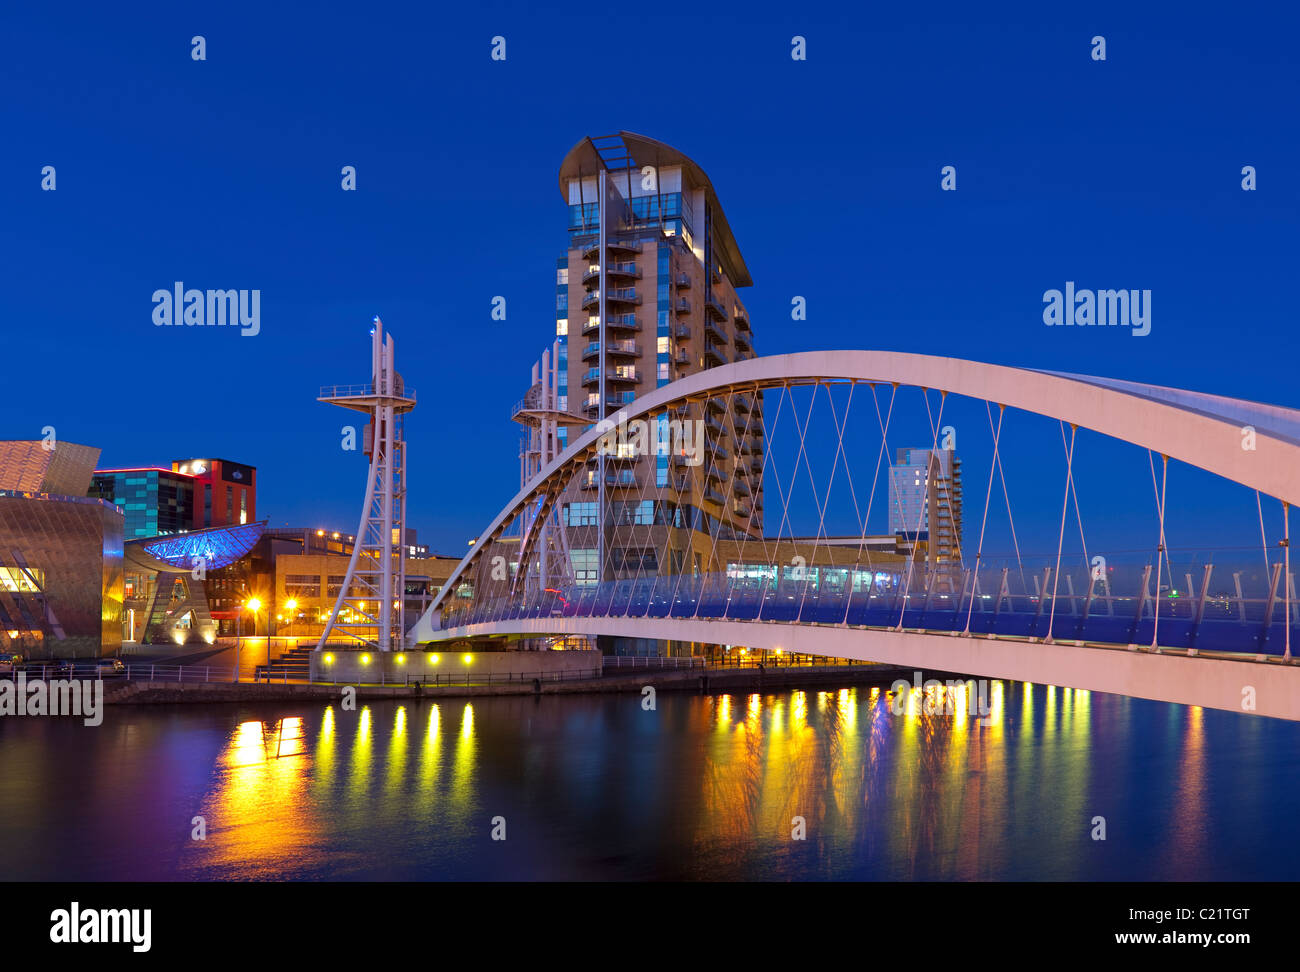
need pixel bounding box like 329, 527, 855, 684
94, 658, 127, 678
0, 654, 22, 674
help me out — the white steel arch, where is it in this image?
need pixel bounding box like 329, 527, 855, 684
413, 349, 1300, 637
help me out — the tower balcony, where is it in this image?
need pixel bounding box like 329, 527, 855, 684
583, 314, 641, 335
735, 307, 751, 331
703, 341, 726, 367
675, 297, 691, 314
581, 289, 641, 311
589, 451, 638, 465
582, 239, 643, 259
674, 273, 691, 289
580, 470, 639, 491
581, 340, 641, 361
705, 294, 728, 321
734, 331, 752, 353
672, 323, 691, 340
703, 318, 727, 344
582, 392, 636, 415
581, 367, 640, 387
581, 262, 641, 286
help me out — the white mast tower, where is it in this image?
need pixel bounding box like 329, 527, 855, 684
511, 340, 584, 595
317, 316, 416, 652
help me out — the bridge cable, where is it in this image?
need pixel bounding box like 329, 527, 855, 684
722, 382, 764, 622
749, 381, 789, 618
894, 388, 947, 631
694, 387, 743, 621
965, 403, 1006, 634
841, 382, 897, 625
1147, 449, 1175, 590
1255, 490, 1271, 578
1060, 421, 1091, 582
798, 381, 856, 621
1150, 452, 1169, 651
780, 384, 823, 619
750, 381, 789, 577
620, 404, 673, 604
727, 383, 769, 599
852, 381, 896, 568
763, 382, 799, 573
986, 400, 1027, 594
1283, 500, 1292, 661
831, 382, 865, 551
663, 398, 709, 619
1046, 423, 1077, 643
611, 406, 668, 623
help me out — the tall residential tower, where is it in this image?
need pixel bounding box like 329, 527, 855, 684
519, 132, 763, 607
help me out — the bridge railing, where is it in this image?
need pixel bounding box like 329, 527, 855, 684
440, 559, 1299, 656
2, 663, 249, 683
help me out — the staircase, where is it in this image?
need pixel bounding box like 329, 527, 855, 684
253, 643, 313, 681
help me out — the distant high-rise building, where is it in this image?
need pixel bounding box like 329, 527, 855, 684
535, 131, 762, 591
889, 447, 963, 566
172, 458, 257, 529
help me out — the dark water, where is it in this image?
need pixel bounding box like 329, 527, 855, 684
2, 682, 1297, 880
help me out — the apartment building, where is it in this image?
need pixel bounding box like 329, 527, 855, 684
888, 447, 964, 567
532, 131, 762, 589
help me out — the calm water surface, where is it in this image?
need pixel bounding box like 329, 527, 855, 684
2, 683, 1297, 880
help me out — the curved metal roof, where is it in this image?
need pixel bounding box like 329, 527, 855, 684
557, 131, 752, 287
128, 521, 267, 573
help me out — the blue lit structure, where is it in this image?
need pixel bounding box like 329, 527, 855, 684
134, 521, 266, 571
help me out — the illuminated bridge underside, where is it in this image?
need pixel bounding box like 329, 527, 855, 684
434, 616, 1300, 721
412, 350, 1300, 717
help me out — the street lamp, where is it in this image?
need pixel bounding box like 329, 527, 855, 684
245, 597, 263, 679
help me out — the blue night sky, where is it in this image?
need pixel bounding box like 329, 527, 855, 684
3, 1, 1296, 563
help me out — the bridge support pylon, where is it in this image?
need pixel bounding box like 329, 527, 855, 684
316, 317, 417, 652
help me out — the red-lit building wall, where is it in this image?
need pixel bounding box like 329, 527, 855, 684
172, 458, 257, 529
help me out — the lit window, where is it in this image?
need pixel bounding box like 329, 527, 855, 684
556, 318, 568, 335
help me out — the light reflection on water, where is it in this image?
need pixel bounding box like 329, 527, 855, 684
0, 683, 1293, 880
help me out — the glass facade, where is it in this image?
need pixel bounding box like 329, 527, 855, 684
90, 470, 193, 538
0, 492, 124, 659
